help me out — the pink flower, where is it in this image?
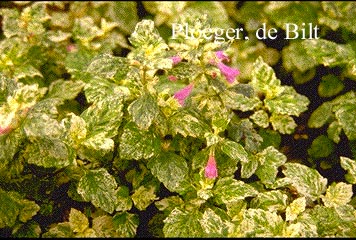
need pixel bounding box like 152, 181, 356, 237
0, 126, 12, 135
174, 83, 194, 106
215, 51, 229, 62
205, 155, 218, 179
217, 62, 240, 84
171, 56, 182, 65
66, 44, 77, 53
210, 51, 240, 84
168, 75, 178, 82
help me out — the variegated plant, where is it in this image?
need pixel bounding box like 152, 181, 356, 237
0, 1, 356, 238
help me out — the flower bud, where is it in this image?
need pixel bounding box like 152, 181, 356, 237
215, 50, 230, 62
217, 62, 240, 84
204, 155, 218, 179
171, 56, 182, 65
0, 126, 12, 135
168, 75, 178, 82
174, 83, 194, 106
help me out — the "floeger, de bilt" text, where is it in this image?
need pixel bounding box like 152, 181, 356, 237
171, 22, 319, 43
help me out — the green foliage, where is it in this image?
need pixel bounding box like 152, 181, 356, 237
77, 168, 118, 214
0, 1, 355, 238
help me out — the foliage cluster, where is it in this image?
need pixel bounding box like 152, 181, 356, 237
0, 1, 356, 237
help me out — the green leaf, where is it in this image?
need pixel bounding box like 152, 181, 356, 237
282, 163, 328, 201
340, 157, 356, 184
319, 2, 356, 34
0, 190, 20, 228
106, 2, 138, 34
81, 94, 123, 139
213, 177, 258, 205
335, 103, 356, 140
0, 75, 16, 103
255, 146, 287, 185
192, 148, 210, 171
212, 149, 239, 179
76, 228, 97, 238
258, 128, 282, 150
69, 208, 89, 233
270, 113, 297, 134
219, 139, 249, 163
307, 135, 335, 158
250, 190, 288, 212
61, 113, 87, 149
42, 222, 74, 238
128, 93, 159, 130
251, 56, 284, 99
13, 64, 43, 80
227, 119, 263, 153
25, 137, 76, 168
84, 77, 130, 103
309, 205, 356, 237
303, 39, 356, 67
285, 197, 306, 222
221, 90, 262, 111
12, 221, 41, 238
331, 91, 356, 106
333, 205, 356, 236
199, 208, 229, 237
232, 2, 266, 32
225, 199, 247, 222
148, 152, 190, 194
182, 2, 231, 29
0, 129, 25, 175
65, 48, 97, 77
327, 120, 342, 143
211, 112, 230, 134
119, 122, 161, 160
0, 8, 21, 38
284, 218, 318, 237
77, 168, 118, 214
167, 62, 201, 81
112, 212, 139, 238
47, 79, 85, 101
318, 74, 344, 98
239, 208, 285, 237
250, 110, 269, 128
72, 17, 103, 43
321, 182, 353, 208
143, 2, 188, 26
1, 3, 49, 38
23, 112, 64, 140
240, 153, 259, 179
91, 215, 114, 237
129, 19, 167, 50
92, 212, 139, 238
115, 186, 133, 212
6, 82, 46, 112
18, 200, 40, 224
129, 18, 172, 68
131, 185, 158, 211
47, 29, 72, 42
86, 54, 129, 80
308, 101, 333, 128
155, 196, 185, 213
163, 208, 204, 237
264, 86, 309, 116
0, 188, 40, 228
78, 133, 114, 162
282, 41, 318, 73
265, 2, 318, 31
169, 110, 210, 138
